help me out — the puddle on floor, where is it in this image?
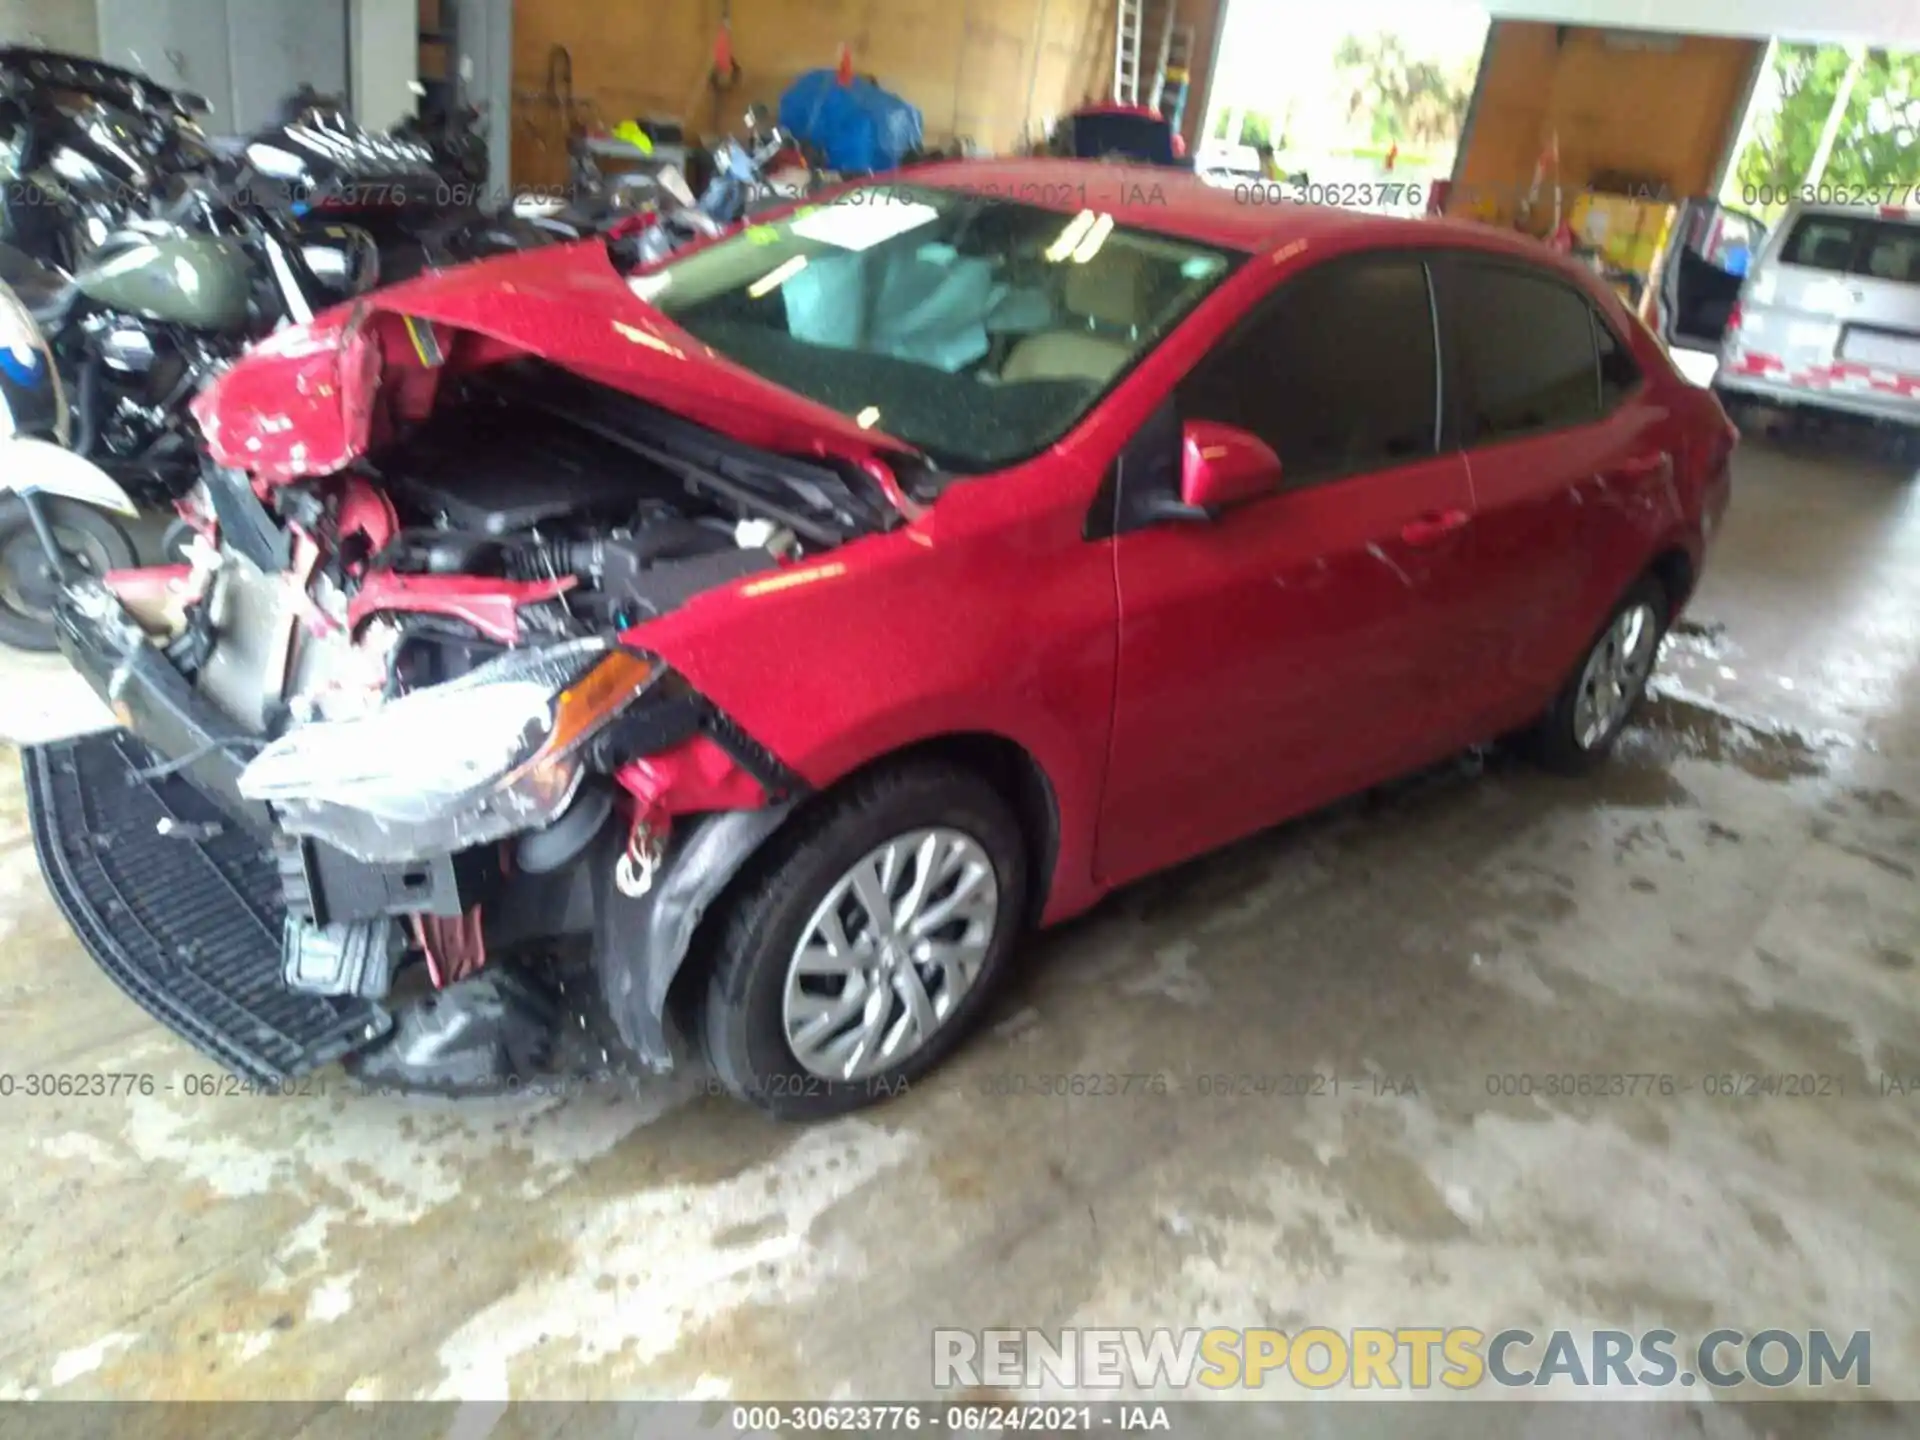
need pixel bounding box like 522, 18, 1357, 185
1622, 679, 1848, 783
1663, 619, 1738, 667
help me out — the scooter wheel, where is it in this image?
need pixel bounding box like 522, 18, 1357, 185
0, 497, 137, 653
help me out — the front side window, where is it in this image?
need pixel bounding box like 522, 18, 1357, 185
1176, 255, 1440, 487
1453, 262, 1601, 443
624, 186, 1240, 472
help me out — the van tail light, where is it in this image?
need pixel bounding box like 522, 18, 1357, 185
1879, 206, 1909, 219
1725, 300, 1743, 334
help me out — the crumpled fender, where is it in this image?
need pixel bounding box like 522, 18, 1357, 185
589, 802, 797, 1067
190, 242, 917, 490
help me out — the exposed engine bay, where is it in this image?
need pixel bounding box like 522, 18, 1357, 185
148, 360, 891, 733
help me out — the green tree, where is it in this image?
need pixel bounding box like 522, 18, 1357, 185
1334, 33, 1476, 148
1210, 107, 1287, 151
1732, 45, 1920, 218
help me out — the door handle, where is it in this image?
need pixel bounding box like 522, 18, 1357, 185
1608, 452, 1669, 481
1399, 508, 1470, 546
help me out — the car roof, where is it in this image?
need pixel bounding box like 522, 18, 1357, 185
900, 158, 1587, 272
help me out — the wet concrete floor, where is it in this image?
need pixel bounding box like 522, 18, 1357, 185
0, 434, 1917, 1430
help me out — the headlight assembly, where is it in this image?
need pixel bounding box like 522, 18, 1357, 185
238, 638, 659, 862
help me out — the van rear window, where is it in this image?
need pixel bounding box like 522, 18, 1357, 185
1780, 214, 1920, 283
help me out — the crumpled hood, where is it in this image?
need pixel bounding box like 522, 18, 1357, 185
192, 241, 916, 486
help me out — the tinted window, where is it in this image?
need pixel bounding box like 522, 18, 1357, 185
1454, 263, 1600, 442
1778, 214, 1920, 283
1860, 222, 1920, 284
1781, 215, 1869, 273
1594, 310, 1640, 409
1176, 257, 1438, 486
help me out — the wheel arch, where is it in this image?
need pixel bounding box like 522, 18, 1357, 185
831, 729, 1063, 932
1646, 544, 1697, 616
651, 727, 1066, 1053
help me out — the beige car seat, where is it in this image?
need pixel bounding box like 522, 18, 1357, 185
1000, 249, 1152, 385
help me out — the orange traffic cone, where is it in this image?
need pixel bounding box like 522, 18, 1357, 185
836, 42, 855, 85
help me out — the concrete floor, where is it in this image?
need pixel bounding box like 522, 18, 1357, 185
1, 430, 1917, 1423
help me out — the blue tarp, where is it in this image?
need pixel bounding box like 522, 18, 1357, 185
778, 70, 923, 174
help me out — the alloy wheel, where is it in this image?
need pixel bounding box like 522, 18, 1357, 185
781, 827, 1001, 1081
1573, 601, 1659, 750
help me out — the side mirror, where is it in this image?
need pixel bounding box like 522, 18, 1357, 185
1180, 420, 1282, 512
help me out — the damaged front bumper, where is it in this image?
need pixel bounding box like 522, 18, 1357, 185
26, 585, 799, 1087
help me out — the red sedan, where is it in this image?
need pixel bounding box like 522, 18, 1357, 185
25, 161, 1735, 1117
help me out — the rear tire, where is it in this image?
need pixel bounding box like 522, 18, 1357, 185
698, 762, 1028, 1120
0, 497, 137, 653
1525, 576, 1669, 775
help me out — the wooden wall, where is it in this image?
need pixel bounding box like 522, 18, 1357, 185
1451, 21, 1762, 222
509, 0, 1136, 188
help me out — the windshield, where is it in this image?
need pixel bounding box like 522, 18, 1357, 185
629, 184, 1241, 472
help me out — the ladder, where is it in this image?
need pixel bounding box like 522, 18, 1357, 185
1145, 3, 1179, 112
1158, 24, 1194, 129
1113, 0, 1144, 107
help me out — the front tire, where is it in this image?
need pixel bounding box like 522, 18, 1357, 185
0, 497, 138, 653
1526, 576, 1668, 775
699, 762, 1028, 1120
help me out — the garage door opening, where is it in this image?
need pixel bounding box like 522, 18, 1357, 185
1195, 0, 1490, 211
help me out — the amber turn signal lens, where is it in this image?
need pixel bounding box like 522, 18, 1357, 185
540, 651, 656, 759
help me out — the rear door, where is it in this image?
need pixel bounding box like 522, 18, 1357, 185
1648, 197, 1769, 353
1730, 206, 1920, 392
1442, 253, 1675, 738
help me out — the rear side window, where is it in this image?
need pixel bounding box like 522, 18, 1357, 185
1779, 214, 1920, 283
1452, 262, 1602, 443
1861, 224, 1920, 283
1177, 255, 1439, 487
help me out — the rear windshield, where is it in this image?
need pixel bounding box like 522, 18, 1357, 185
1778, 213, 1920, 284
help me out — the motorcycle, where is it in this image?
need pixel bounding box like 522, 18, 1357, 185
0, 257, 139, 650
0, 46, 219, 272
0, 60, 560, 651
608, 106, 834, 269
247, 90, 569, 283
0, 167, 371, 649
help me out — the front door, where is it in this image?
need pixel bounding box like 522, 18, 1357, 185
1095, 253, 1478, 886
1649, 197, 1768, 353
